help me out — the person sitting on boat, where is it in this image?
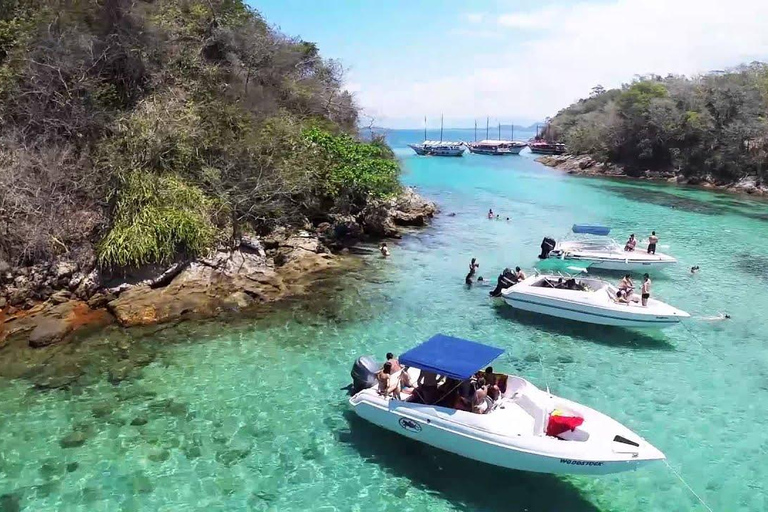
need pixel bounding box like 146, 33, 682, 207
416, 370, 440, 404
618, 274, 634, 295
376, 362, 401, 400
488, 209, 494, 219
515, 266, 526, 281
472, 381, 493, 414
386, 352, 402, 372
615, 289, 630, 304
482, 367, 501, 400
624, 234, 637, 252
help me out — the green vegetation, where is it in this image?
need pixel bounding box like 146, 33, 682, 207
0, 0, 400, 268
544, 64, 768, 181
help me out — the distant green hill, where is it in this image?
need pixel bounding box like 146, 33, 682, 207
543, 66, 768, 181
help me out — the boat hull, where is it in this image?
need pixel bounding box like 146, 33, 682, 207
408, 144, 465, 157
549, 254, 677, 272
350, 397, 659, 475
503, 294, 683, 327
469, 146, 525, 155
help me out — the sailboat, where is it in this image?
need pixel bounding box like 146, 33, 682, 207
408, 115, 465, 157
468, 118, 528, 155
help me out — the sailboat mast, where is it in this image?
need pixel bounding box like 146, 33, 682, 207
474, 120, 477, 142
423, 116, 427, 142
440, 114, 443, 142
511, 123, 514, 141
486, 117, 489, 139
498, 123, 501, 140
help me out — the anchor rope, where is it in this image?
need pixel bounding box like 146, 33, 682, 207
663, 459, 715, 512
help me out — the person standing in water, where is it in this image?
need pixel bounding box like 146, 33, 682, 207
465, 257, 480, 285
641, 273, 651, 306
647, 231, 659, 254
380, 243, 390, 257
488, 209, 494, 219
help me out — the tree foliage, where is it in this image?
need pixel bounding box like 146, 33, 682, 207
545, 64, 768, 181
0, 0, 400, 268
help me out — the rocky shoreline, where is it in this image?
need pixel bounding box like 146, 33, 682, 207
0, 187, 437, 354
536, 154, 768, 196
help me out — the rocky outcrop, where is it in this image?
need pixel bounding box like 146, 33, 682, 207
106, 232, 341, 327
537, 154, 767, 195
0, 299, 113, 348
359, 187, 438, 238
1, 187, 439, 345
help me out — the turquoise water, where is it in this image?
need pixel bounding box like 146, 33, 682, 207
2, 129, 768, 511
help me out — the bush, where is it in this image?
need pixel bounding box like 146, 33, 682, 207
98, 171, 217, 268
303, 127, 401, 206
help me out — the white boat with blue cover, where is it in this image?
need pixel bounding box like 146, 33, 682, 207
349, 335, 665, 475
540, 225, 676, 272
502, 274, 689, 328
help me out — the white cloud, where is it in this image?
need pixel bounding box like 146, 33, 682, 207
465, 12, 484, 23
356, 0, 768, 128
497, 6, 565, 30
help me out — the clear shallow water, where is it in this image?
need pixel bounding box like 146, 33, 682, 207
2, 129, 768, 511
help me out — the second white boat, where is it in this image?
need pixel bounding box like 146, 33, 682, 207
502, 274, 689, 328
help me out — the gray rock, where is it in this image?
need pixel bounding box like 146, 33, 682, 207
53, 261, 77, 279
28, 317, 71, 348
49, 290, 73, 304
130, 415, 149, 426
0, 297, 6, 309
0, 492, 21, 512
108, 361, 135, 384
59, 431, 88, 448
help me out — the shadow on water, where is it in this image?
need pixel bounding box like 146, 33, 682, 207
598, 184, 728, 216
596, 183, 768, 222
493, 305, 676, 351
339, 411, 600, 512
734, 252, 768, 282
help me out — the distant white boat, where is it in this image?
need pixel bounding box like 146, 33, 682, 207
502, 274, 689, 328
408, 141, 465, 157
349, 334, 665, 475
540, 225, 677, 272
469, 139, 527, 155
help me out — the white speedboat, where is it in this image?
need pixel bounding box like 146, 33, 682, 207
349, 334, 665, 475
540, 225, 676, 271
468, 139, 527, 155
408, 141, 465, 157
502, 274, 689, 328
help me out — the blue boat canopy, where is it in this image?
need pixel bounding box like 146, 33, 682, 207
398, 334, 505, 380
572, 224, 611, 236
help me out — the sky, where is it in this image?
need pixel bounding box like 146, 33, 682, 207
251, 0, 768, 129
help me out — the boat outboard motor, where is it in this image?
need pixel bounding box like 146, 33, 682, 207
489, 270, 518, 297
351, 355, 381, 393
539, 237, 556, 259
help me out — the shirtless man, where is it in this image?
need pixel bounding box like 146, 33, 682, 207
619, 274, 634, 295
647, 232, 659, 254
380, 243, 390, 257
376, 362, 400, 399
641, 274, 651, 306
386, 352, 401, 372
515, 266, 526, 281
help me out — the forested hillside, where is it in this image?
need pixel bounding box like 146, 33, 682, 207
0, 0, 400, 270
543, 64, 768, 182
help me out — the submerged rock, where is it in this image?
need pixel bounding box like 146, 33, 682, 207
59, 431, 88, 449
